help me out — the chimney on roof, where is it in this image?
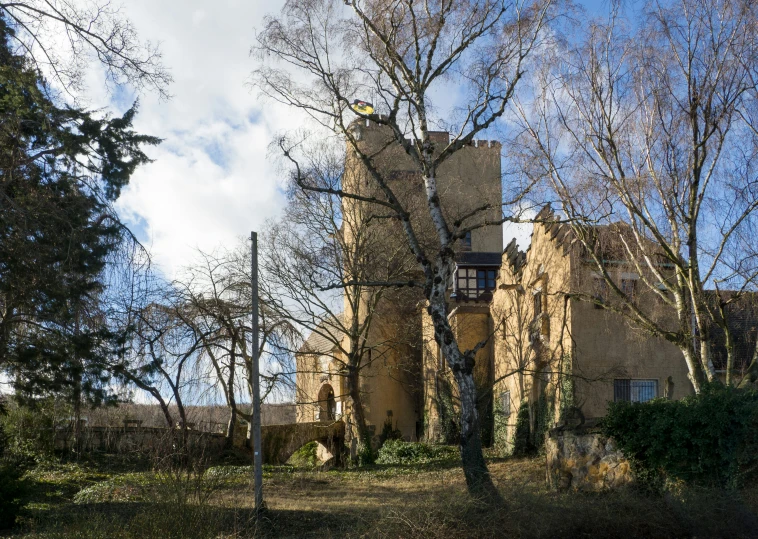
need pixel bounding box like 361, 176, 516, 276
427, 131, 449, 145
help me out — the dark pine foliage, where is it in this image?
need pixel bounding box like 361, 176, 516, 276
0, 16, 159, 405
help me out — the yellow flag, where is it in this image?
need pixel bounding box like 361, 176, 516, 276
351, 99, 374, 115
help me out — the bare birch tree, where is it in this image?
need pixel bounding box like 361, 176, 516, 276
262, 140, 417, 462
0, 0, 171, 97
253, 0, 557, 496
513, 0, 758, 391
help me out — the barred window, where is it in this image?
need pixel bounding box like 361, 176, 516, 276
501, 390, 511, 418
621, 279, 637, 300
614, 379, 657, 403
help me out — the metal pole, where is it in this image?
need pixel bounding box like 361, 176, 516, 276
251, 231, 263, 509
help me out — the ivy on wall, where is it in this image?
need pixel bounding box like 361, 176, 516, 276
493, 392, 511, 455
558, 355, 575, 424
510, 383, 556, 456
432, 375, 460, 445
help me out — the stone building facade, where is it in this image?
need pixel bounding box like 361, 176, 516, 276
490, 206, 694, 452
296, 119, 503, 446
296, 121, 747, 452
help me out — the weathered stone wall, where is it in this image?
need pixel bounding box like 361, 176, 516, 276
545, 429, 633, 492
260, 421, 344, 465
54, 426, 227, 456
54, 421, 345, 465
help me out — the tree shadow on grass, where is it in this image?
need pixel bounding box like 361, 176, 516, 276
17, 501, 369, 539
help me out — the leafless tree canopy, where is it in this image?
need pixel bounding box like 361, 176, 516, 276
262, 139, 418, 457
1, 0, 171, 98
513, 0, 758, 390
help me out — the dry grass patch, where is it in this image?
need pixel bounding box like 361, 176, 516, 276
6, 457, 758, 538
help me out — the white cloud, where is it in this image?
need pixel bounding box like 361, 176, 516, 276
82, 0, 540, 274
79, 0, 296, 276
116, 119, 286, 275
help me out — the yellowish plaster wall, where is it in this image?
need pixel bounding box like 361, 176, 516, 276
338, 120, 504, 443
492, 219, 696, 453
569, 267, 693, 418
491, 221, 574, 449
295, 351, 348, 425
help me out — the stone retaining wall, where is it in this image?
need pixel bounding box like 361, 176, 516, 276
54, 426, 227, 456
545, 429, 633, 491
54, 421, 345, 464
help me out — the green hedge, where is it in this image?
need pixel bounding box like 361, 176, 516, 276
375, 440, 458, 465
602, 384, 758, 488
0, 404, 27, 530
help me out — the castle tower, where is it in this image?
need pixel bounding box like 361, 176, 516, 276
341, 118, 504, 444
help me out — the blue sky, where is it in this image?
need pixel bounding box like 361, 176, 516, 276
88, 0, 624, 275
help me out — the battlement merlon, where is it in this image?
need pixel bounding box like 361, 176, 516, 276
343, 116, 504, 255
347, 117, 502, 152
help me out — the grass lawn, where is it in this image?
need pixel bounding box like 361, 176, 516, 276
3, 454, 758, 538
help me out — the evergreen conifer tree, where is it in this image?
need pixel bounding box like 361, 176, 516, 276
0, 16, 159, 404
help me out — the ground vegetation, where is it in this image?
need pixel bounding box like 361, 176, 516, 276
0, 453, 757, 537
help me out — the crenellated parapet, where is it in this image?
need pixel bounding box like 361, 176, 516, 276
503, 237, 526, 275
535, 204, 578, 256
348, 116, 502, 153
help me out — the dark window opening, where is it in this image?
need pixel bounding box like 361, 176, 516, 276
461, 231, 472, 252
501, 390, 511, 418
593, 277, 608, 308
621, 279, 637, 300
530, 289, 550, 340
456, 267, 496, 301
533, 290, 543, 317
318, 384, 337, 420
614, 379, 657, 403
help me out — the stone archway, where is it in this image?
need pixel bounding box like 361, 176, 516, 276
317, 384, 336, 421
260, 421, 345, 465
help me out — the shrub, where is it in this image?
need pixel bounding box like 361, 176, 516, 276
602, 383, 758, 488
0, 399, 29, 530
73, 475, 150, 504
0, 460, 26, 529
375, 440, 458, 465
0, 398, 66, 462
355, 439, 374, 466
288, 441, 319, 468
205, 465, 252, 479
378, 418, 402, 448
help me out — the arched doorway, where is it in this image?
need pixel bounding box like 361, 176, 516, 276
317, 384, 336, 421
